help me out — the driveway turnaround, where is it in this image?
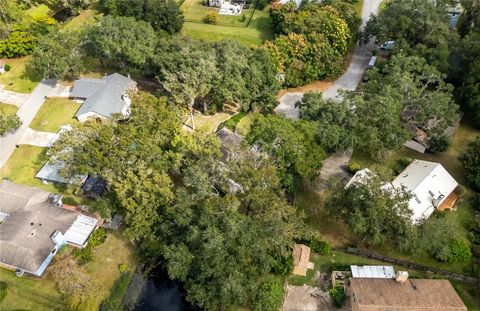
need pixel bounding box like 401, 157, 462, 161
275, 0, 383, 118
0, 80, 57, 168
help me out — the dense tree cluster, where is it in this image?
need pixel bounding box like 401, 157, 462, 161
99, 0, 184, 34
51, 92, 302, 309
247, 114, 326, 192
461, 137, 480, 192
265, 1, 352, 86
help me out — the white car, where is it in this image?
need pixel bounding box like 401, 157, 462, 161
380, 40, 395, 50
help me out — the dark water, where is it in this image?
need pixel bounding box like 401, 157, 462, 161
124, 268, 194, 311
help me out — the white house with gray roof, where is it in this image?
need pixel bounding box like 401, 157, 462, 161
71, 73, 137, 122
0, 181, 98, 276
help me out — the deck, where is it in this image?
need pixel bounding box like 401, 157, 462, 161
438, 190, 459, 211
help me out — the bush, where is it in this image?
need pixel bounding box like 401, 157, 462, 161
240, 14, 247, 22
271, 254, 293, 276
429, 134, 450, 153
348, 162, 361, 174
329, 286, 346, 308
309, 238, 331, 255
448, 240, 472, 263
204, 12, 218, 24
394, 157, 412, 174
257, 0, 269, 10
253, 278, 284, 311
89, 228, 107, 248
62, 196, 79, 206
118, 263, 129, 273
0, 281, 7, 302
72, 247, 93, 264
4, 64, 11, 72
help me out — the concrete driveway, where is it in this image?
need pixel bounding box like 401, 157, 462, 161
0, 80, 57, 168
275, 0, 383, 117
0, 85, 29, 107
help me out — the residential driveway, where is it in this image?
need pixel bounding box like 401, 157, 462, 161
50, 84, 72, 97
275, 0, 383, 117
315, 148, 353, 192
0, 80, 57, 168
19, 128, 58, 147
0, 85, 29, 107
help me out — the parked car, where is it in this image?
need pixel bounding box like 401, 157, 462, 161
380, 40, 395, 50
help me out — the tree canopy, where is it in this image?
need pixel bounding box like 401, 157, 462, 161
51, 92, 301, 309
0, 107, 22, 136
99, 0, 184, 34
461, 136, 480, 192
247, 114, 326, 192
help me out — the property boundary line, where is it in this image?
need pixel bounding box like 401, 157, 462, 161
342, 247, 480, 284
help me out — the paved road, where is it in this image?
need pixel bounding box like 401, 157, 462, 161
0, 80, 57, 168
275, 0, 383, 118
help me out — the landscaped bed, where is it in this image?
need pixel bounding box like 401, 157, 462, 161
29, 98, 81, 133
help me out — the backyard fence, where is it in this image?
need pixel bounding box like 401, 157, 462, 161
343, 247, 480, 285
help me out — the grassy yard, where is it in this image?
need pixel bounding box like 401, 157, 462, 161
0, 57, 39, 93
63, 9, 101, 31
0, 268, 65, 311
0, 103, 19, 116
235, 113, 255, 136
26, 4, 51, 18
84, 233, 135, 310
30, 98, 81, 133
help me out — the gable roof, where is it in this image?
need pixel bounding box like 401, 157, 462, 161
392, 160, 458, 221
0, 181, 78, 273
350, 278, 467, 311
72, 73, 137, 119
216, 127, 246, 163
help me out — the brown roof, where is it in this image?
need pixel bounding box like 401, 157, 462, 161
350, 278, 467, 311
0, 181, 79, 274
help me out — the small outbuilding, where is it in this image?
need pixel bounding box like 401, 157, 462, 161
292, 244, 314, 276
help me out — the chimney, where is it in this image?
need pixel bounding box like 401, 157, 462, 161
395, 271, 409, 283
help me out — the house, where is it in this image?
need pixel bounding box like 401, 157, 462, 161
35, 158, 87, 185
447, 2, 463, 29
0, 181, 98, 276
70, 73, 137, 122
216, 127, 246, 163
346, 160, 459, 222
392, 159, 459, 222
0, 60, 5, 74
292, 244, 314, 276
349, 273, 467, 311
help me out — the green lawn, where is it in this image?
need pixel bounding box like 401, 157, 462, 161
180, 0, 273, 46
0, 57, 39, 93
0, 103, 19, 117
0, 268, 65, 311
30, 98, 81, 133
62, 9, 101, 32
235, 113, 254, 136
26, 4, 51, 18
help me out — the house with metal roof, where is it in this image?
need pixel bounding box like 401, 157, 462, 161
0, 181, 98, 276
392, 159, 459, 222
70, 73, 137, 122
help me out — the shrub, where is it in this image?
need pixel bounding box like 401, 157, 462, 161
253, 278, 284, 311
448, 240, 472, 263
271, 254, 293, 276
4, 64, 11, 72
257, 0, 269, 10
204, 12, 218, 24
0, 281, 7, 302
348, 162, 361, 174
329, 286, 346, 308
118, 263, 129, 273
309, 238, 331, 255
394, 157, 412, 174
72, 247, 93, 264
429, 134, 450, 153
89, 227, 107, 248
62, 196, 79, 206
240, 14, 247, 22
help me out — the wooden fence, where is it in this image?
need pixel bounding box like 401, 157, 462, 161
343, 247, 479, 284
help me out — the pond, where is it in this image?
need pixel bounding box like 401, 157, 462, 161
123, 268, 195, 311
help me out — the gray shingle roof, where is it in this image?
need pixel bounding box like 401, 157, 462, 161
0, 181, 79, 274
73, 73, 137, 119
